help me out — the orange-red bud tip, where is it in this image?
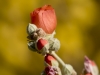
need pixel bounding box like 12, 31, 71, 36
36, 38, 48, 50
45, 54, 56, 66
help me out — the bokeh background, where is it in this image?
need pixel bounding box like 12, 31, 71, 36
0, 0, 100, 75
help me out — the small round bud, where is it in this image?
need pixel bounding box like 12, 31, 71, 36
45, 54, 59, 67
62, 64, 77, 75
27, 23, 37, 35
44, 66, 61, 75
49, 38, 60, 51
35, 38, 49, 55
27, 41, 37, 52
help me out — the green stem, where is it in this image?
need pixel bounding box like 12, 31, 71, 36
51, 51, 65, 67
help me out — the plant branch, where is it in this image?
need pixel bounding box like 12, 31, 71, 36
51, 51, 65, 67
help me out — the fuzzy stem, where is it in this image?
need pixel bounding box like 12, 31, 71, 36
51, 51, 65, 67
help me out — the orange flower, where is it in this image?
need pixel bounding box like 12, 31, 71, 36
30, 5, 57, 34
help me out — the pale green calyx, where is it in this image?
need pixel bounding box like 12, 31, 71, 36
27, 23, 37, 35
62, 64, 77, 75
49, 38, 60, 51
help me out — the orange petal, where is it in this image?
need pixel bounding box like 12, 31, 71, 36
30, 5, 57, 34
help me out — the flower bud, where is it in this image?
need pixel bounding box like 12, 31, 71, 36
49, 38, 60, 51
44, 66, 62, 75
27, 23, 37, 35
45, 54, 59, 67
30, 5, 57, 34
62, 64, 77, 75
83, 56, 99, 75
35, 38, 49, 55
27, 41, 36, 52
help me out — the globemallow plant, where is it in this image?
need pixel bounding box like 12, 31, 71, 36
27, 5, 99, 75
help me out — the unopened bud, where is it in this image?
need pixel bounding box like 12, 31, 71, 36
27, 23, 37, 35
27, 41, 37, 52
45, 54, 59, 67
84, 56, 99, 75
44, 66, 62, 75
62, 64, 77, 75
35, 38, 49, 55
49, 38, 60, 51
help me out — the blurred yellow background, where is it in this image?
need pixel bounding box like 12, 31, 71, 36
0, 0, 100, 75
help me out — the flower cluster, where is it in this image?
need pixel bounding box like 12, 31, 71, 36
27, 5, 99, 75
27, 5, 61, 75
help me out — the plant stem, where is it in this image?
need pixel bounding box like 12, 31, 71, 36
51, 51, 65, 67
